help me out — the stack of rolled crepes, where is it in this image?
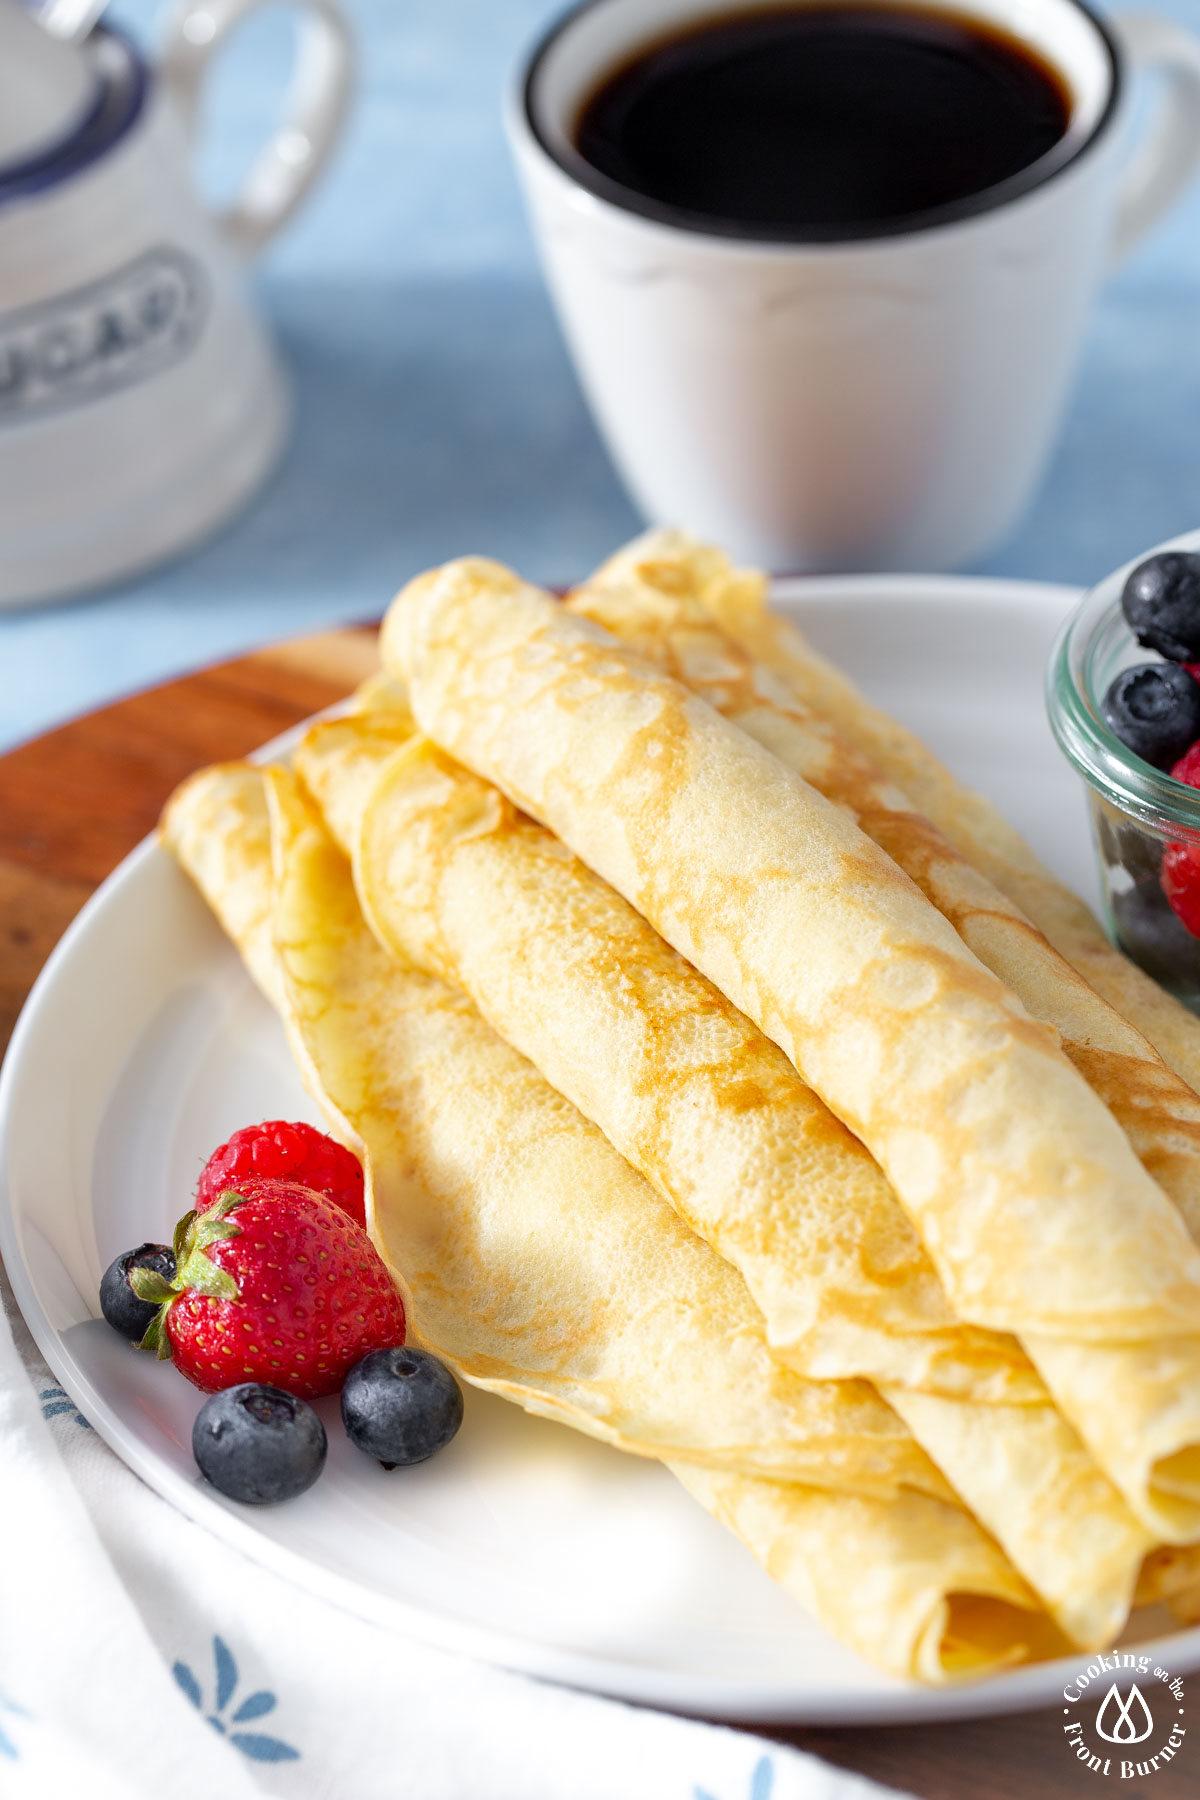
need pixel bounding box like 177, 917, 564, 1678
162, 531, 1200, 1684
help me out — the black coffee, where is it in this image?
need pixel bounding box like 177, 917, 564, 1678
572, 4, 1074, 238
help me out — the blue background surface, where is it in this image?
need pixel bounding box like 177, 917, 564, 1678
2, 0, 1199, 752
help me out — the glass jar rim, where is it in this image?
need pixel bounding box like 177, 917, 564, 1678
1047, 528, 1200, 838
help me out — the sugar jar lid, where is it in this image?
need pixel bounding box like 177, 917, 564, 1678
0, 0, 101, 176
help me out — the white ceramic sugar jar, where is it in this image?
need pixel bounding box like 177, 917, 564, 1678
0, 0, 352, 609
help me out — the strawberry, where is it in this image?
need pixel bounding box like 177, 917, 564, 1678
196, 1121, 366, 1229
132, 1182, 406, 1400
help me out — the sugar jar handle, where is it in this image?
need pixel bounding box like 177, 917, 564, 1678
1109, 12, 1200, 267
160, 0, 354, 259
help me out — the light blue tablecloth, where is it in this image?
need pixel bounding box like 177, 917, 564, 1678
2, 0, 1199, 753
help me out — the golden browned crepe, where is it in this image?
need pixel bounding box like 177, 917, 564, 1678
163, 761, 948, 1494
294, 708, 1151, 1648
1171, 1589, 1200, 1624
1136, 1540, 1200, 1614
687, 534, 1200, 1099
167, 762, 282, 1009
1134, 1541, 1200, 1621
161, 758, 1052, 1683
381, 556, 1200, 1540
296, 714, 1022, 1399
567, 534, 1200, 1543
568, 533, 1200, 1244
672, 1466, 1067, 1682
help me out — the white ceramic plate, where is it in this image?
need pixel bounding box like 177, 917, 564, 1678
3, 575, 1199, 1726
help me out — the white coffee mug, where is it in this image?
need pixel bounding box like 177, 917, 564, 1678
0, 0, 352, 609
510, 0, 1200, 573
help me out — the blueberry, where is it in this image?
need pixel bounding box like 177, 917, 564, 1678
1100, 663, 1200, 770
341, 1346, 463, 1467
1112, 881, 1200, 994
1094, 812, 1164, 885
1122, 552, 1200, 662
99, 1242, 176, 1342
193, 1384, 326, 1504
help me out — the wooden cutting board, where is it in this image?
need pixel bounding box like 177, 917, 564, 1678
0, 629, 1191, 1800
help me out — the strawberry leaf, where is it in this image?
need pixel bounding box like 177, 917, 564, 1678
138, 1307, 173, 1360
164, 1191, 246, 1302
202, 1221, 241, 1244
172, 1209, 196, 1265
128, 1268, 176, 1306
135, 1191, 248, 1356
175, 1248, 238, 1301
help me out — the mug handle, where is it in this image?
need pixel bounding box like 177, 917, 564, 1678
1110, 11, 1200, 267
160, 0, 355, 259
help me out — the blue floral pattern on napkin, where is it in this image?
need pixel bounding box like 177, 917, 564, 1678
695, 1754, 774, 1800
173, 1635, 300, 1762
0, 1690, 29, 1762
39, 1386, 90, 1430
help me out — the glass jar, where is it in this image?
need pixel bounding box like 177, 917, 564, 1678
1047, 526, 1200, 1012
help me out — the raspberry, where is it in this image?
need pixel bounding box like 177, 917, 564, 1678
1161, 842, 1200, 937
197, 1122, 365, 1229
1173, 741, 1200, 789
1160, 746, 1200, 936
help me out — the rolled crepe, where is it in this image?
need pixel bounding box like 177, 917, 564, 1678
1136, 1543, 1200, 1625
687, 534, 1200, 1100
294, 710, 1150, 1649
381, 556, 1200, 1538
568, 533, 1200, 1245
1137, 1539, 1200, 1602
570, 537, 1200, 1543
672, 1466, 1067, 1683
296, 713, 1028, 1400
161, 760, 1051, 1684
162, 762, 948, 1496
1171, 1588, 1200, 1624
166, 762, 283, 1010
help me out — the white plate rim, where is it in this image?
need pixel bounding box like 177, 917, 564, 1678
4, 571, 1199, 1726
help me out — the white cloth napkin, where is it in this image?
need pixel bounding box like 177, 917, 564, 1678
0, 1274, 908, 1800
